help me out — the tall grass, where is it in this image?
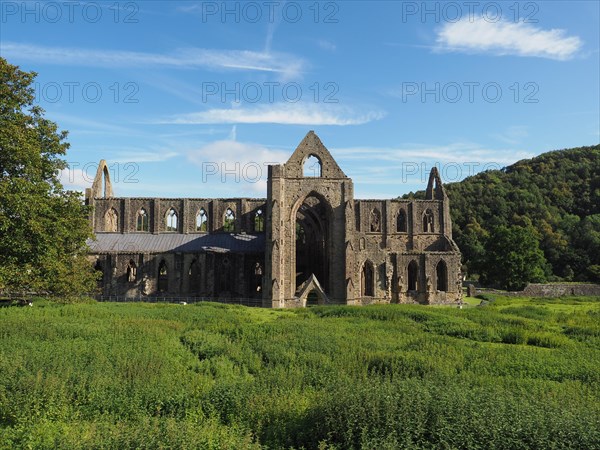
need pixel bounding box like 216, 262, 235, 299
1, 296, 599, 449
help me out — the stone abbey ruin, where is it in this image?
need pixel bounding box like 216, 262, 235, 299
87, 131, 462, 307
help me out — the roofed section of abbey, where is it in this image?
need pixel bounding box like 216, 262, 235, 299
86, 131, 462, 307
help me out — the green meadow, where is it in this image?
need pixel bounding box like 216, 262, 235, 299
1, 296, 599, 449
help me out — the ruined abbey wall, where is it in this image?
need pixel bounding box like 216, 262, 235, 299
88, 131, 463, 307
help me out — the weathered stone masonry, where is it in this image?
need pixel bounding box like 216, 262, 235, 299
87, 131, 462, 307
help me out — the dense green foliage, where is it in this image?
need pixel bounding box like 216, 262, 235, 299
0, 58, 95, 295
481, 224, 547, 290
1, 299, 599, 449
406, 145, 600, 286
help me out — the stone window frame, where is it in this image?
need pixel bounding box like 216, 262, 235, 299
195, 207, 209, 232
136, 207, 149, 232
223, 207, 236, 232
165, 207, 179, 232
396, 207, 408, 233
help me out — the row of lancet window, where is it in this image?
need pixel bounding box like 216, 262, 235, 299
119, 258, 262, 294
360, 260, 448, 297
105, 207, 264, 232
368, 208, 434, 233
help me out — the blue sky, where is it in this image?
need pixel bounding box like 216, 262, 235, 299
1, 1, 598, 198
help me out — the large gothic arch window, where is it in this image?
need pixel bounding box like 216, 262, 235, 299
408, 260, 419, 291
303, 154, 322, 177
436, 260, 448, 292
295, 194, 329, 292
361, 260, 374, 297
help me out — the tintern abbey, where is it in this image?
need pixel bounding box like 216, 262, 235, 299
87, 131, 462, 307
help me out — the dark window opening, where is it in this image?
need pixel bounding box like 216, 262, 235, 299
436, 260, 448, 292
189, 259, 201, 293
397, 208, 407, 232
158, 261, 168, 292
408, 261, 418, 291
362, 261, 374, 297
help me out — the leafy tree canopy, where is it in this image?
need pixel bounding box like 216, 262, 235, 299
0, 57, 96, 296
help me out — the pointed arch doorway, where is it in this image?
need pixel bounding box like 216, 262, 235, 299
295, 194, 330, 294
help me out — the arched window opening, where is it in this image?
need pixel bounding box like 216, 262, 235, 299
436, 260, 448, 292
408, 261, 418, 291
94, 260, 104, 285
370, 208, 381, 232
217, 257, 234, 294
127, 260, 137, 283
136, 208, 149, 232
361, 261, 374, 297
303, 154, 322, 177
158, 260, 168, 293
189, 259, 201, 293
223, 208, 235, 232
295, 194, 329, 292
423, 209, 434, 233
254, 261, 263, 294
254, 209, 264, 232
397, 208, 407, 232
102, 165, 110, 198
104, 208, 118, 232
196, 208, 208, 232
166, 208, 178, 232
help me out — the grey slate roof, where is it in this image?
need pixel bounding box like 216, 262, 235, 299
88, 233, 265, 254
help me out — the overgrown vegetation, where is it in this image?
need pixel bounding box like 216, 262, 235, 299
0, 58, 96, 296
405, 145, 600, 288
1, 298, 599, 449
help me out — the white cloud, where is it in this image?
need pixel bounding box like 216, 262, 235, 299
58, 167, 92, 192
491, 126, 529, 145
333, 142, 533, 165
0, 42, 306, 77
317, 39, 337, 52
158, 103, 385, 126
110, 151, 179, 163
436, 19, 582, 60
187, 139, 289, 194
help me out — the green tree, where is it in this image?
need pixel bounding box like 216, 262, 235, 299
454, 218, 488, 279
480, 225, 547, 290
0, 57, 96, 296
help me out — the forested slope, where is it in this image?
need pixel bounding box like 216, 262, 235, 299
407, 145, 600, 286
